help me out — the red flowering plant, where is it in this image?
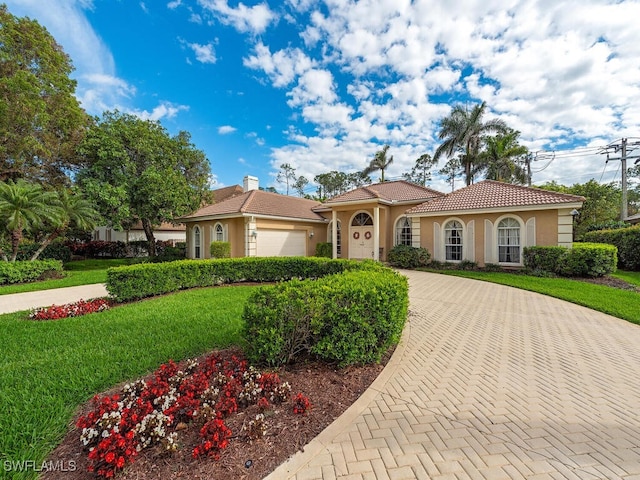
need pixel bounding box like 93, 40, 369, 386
76, 352, 303, 478
293, 393, 312, 415
29, 298, 111, 320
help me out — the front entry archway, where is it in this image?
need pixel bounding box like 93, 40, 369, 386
349, 212, 374, 259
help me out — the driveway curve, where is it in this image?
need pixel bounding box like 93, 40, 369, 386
268, 270, 640, 480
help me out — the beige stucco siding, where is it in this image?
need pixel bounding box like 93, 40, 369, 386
418, 209, 562, 267
184, 217, 326, 259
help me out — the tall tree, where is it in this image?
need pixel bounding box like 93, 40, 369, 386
477, 129, 529, 184
0, 179, 61, 261
434, 101, 507, 186
293, 175, 309, 197
0, 4, 87, 186
77, 111, 211, 257
538, 180, 622, 239
363, 145, 394, 182
438, 157, 462, 192
402, 154, 436, 186
29, 188, 100, 260
276, 163, 297, 195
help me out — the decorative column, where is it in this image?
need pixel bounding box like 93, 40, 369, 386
374, 206, 380, 261
332, 210, 338, 259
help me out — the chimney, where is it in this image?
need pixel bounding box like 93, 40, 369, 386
243, 175, 259, 192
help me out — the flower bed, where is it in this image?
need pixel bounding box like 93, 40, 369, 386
76, 352, 310, 478
29, 298, 111, 320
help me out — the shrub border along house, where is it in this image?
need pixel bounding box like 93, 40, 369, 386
523, 243, 617, 277
106, 257, 409, 368
583, 225, 640, 271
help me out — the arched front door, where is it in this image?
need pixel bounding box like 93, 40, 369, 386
349, 212, 374, 259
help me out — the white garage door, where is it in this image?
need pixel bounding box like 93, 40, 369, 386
256, 229, 306, 257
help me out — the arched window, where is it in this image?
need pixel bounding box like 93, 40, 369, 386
193, 226, 202, 259
498, 218, 520, 263
328, 220, 342, 255
214, 223, 224, 242
395, 217, 412, 246
351, 212, 373, 226
444, 220, 463, 261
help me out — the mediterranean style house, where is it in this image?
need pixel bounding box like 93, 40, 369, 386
180, 176, 585, 267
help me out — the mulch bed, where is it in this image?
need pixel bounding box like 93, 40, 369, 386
43, 348, 390, 480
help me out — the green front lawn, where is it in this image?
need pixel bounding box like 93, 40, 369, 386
612, 270, 640, 287
0, 259, 142, 295
0, 285, 256, 480
424, 269, 640, 324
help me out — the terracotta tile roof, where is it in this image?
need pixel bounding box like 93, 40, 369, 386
212, 185, 243, 203
407, 180, 585, 214
323, 180, 444, 205
182, 190, 326, 222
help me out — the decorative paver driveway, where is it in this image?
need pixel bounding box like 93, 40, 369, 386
268, 270, 640, 480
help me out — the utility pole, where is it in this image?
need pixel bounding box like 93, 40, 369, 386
621, 138, 628, 221
599, 138, 640, 221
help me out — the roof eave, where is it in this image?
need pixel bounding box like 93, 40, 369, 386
407, 201, 585, 217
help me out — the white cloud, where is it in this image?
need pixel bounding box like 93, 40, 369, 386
167, 0, 182, 9
139, 2, 148, 14
244, 43, 314, 87
188, 42, 217, 64
197, 0, 275, 34
135, 102, 189, 121
218, 125, 237, 134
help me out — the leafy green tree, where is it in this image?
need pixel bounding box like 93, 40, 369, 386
77, 111, 211, 257
293, 175, 309, 197
29, 189, 100, 260
363, 145, 394, 182
434, 101, 507, 186
0, 4, 87, 186
0, 179, 61, 261
538, 180, 622, 239
477, 129, 529, 184
402, 154, 436, 186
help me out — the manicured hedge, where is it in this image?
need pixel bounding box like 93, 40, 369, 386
210, 241, 231, 258
0, 260, 64, 285
387, 245, 431, 268
583, 225, 640, 271
523, 243, 617, 277
315, 242, 332, 258
242, 265, 408, 367
106, 257, 369, 302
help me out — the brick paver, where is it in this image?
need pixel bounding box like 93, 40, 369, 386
267, 271, 640, 479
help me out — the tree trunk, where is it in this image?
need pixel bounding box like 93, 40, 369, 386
141, 218, 157, 257
10, 228, 22, 262
30, 230, 62, 261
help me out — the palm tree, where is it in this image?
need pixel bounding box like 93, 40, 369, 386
363, 145, 394, 182
0, 180, 62, 261
477, 129, 529, 184
434, 101, 507, 186
29, 189, 100, 260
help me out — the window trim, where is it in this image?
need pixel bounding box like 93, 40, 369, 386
193, 225, 202, 259
394, 216, 413, 246
213, 222, 225, 242
496, 215, 523, 265
444, 219, 464, 262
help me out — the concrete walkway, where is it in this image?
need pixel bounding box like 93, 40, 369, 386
267, 270, 640, 480
0, 284, 108, 314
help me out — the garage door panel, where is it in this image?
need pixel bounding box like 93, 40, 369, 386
256, 230, 306, 257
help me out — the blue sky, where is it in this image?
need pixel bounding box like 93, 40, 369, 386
5, 0, 640, 194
